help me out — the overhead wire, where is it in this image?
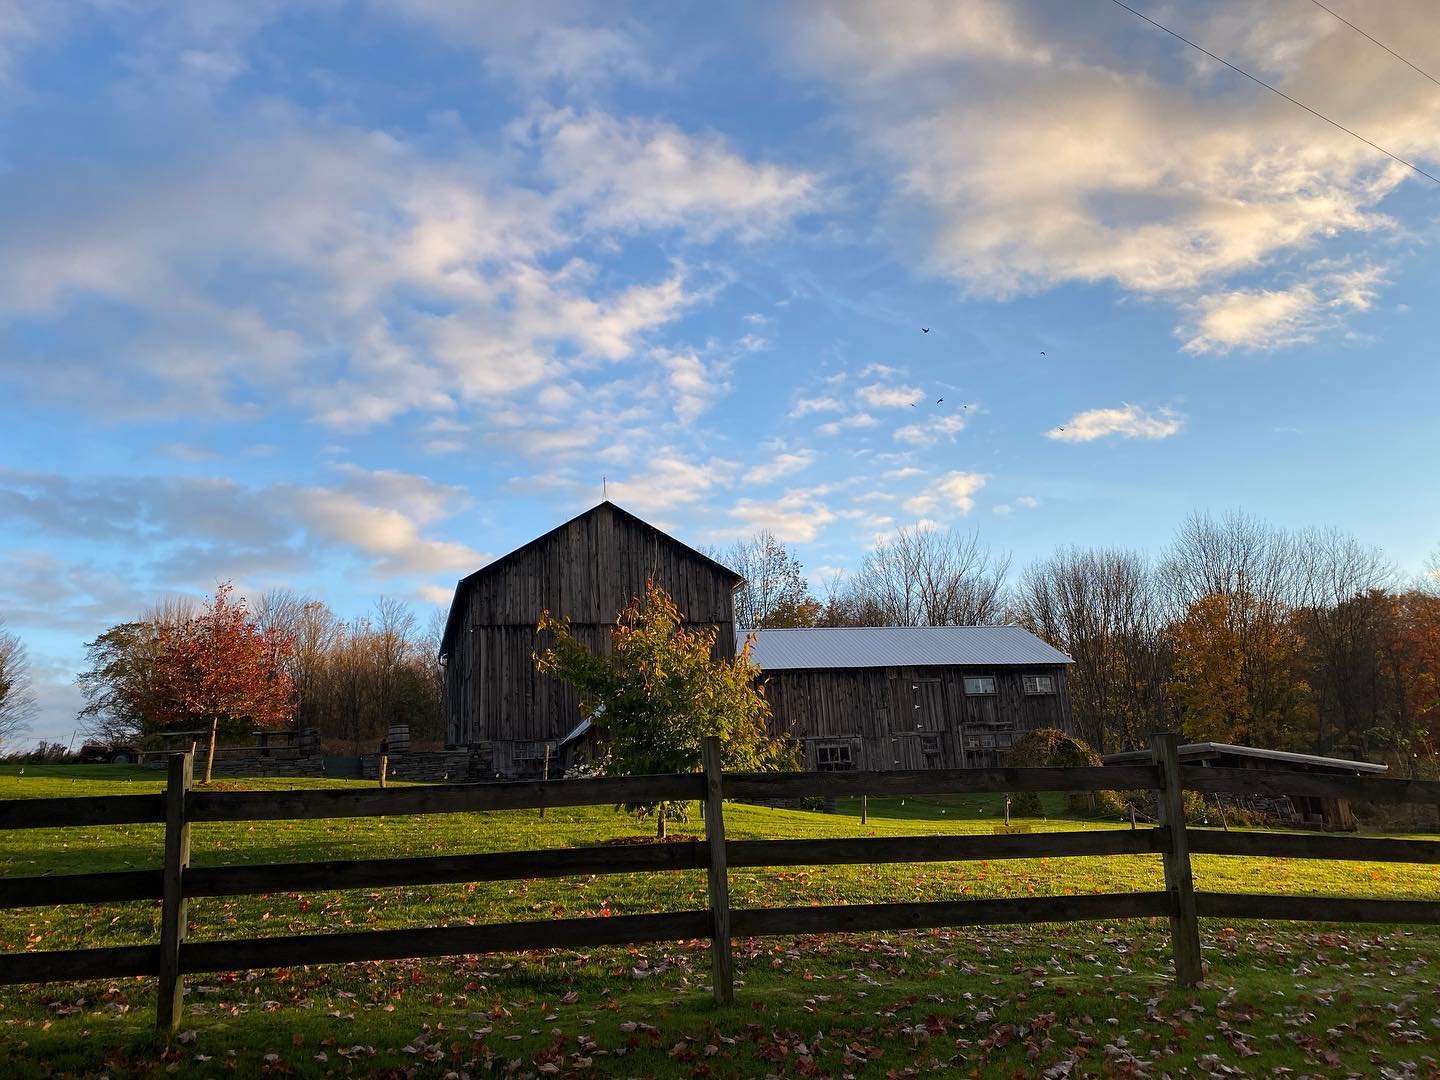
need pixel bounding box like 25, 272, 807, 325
1105, 0, 1440, 187
1306, 0, 1440, 89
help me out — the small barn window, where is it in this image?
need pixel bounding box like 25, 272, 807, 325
920, 734, 941, 757
964, 734, 980, 749
512, 743, 548, 779
980, 734, 996, 748
996, 731, 1014, 748
964, 676, 996, 695
815, 742, 855, 771
1022, 674, 1055, 695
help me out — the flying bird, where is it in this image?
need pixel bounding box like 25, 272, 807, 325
1040, 350, 1046, 356
936, 398, 944, 404
921, 327, 930, 333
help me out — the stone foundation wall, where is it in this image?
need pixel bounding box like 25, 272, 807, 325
363, 751, 474, 782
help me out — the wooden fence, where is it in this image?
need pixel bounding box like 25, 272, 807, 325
0, 732, 1437, 1034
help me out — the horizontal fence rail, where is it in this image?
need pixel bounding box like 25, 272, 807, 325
0, 944, 160, 985
730, 891, 1176, 938
727, 829, 1163, 868
0, 735, 1435, 1034
1179, 765, 1440, 805
723, 764, 1158, 800
0, 794, 166, 830
1187, 830, 1440, 864
186, 772, 706, 822
183, 842, 710, 897
1195, 893, 1440, 925
180, 911, 715, 974
0, 868, 163, 908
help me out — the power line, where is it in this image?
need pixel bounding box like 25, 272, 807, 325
1106, 0, 1440, 187
1307, 0, 1440, 89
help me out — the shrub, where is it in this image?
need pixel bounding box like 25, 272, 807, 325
1004, 728, 1125, 817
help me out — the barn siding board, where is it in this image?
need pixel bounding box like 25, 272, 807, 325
762, 663, 1073, 771
443, 503, 741, 771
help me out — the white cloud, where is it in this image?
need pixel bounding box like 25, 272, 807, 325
291, 489, 478, 575
894, 412, 966, 445
386, 1, 653, 89
606, 454, 738, 513
883, 466, 925, 480
0, 96, 804, 436
656, 349, 726, 423
743, 450, 817, 486
1181, 267, 1383, 353
817, 412, 879, 436
791, 395, 844, 417
857, 381, 922, 408
788, 1, 1437, 342
418, 583, 456, 606
1046, 404, 1184, 443
798, 1, 1052, 77
528, 108, 816, 240
0, 465, 483, 582
725, 489, 838, 543
935, 471, 987, 513
993, 494, 1039, 515
902, 470, 987, 516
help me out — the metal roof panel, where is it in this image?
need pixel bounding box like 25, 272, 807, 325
746, 625, 1072, 670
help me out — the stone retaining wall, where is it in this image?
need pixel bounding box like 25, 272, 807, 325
364, 751, 475, 782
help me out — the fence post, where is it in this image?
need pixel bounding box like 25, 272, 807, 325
860, 794, 868, 825
700, 737, 733, 1005
1149, 732, 1201, 987
157, 751, 193, 1033
540, 743, 550, 820
378, 754, 388, 789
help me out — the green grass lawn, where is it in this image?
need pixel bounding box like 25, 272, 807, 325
0, 764, 1436, 1077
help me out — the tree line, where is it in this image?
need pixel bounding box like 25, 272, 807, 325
722, 514, 1440, 764
0, 617, 37, 748
73, 586, 445, 757
1, 508, 1434, 768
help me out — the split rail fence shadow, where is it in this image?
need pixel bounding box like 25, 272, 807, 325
0, 733, 1437, 1033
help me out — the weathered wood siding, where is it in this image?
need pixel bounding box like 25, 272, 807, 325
446, 503, 738, 769
761, 664, 1074, 771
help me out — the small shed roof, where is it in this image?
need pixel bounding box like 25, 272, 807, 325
746, 625, 1072, 671
1102, 742, 1388, 774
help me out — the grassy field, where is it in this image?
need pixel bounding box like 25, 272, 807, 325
0, 763, 1436, 1077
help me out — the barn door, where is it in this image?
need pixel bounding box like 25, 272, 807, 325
891, 676, 945, 731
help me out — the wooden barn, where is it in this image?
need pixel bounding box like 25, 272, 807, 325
1102, 742, 1387, 831
439, 501, 742, 777
749, 626, 1075, 771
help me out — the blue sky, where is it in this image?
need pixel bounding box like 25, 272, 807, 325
2, 1, 1438, 744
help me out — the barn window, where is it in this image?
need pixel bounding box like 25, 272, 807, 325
815, 743, 855, 771
980, 734, 996, 749
920, 734, 941, 757
1022, 674, 1055, 695
996, 731, 1014, 748
964, 734, 980, 749
512, 743, 549, 779
964, 676, 996, 695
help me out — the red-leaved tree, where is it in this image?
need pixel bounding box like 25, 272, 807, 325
148, 583, 296, 783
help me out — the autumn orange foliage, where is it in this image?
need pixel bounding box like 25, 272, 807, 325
147, 583, 296, 781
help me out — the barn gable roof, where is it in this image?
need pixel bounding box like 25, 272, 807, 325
439, 501, 742, 659
747, 625, 1073, 671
